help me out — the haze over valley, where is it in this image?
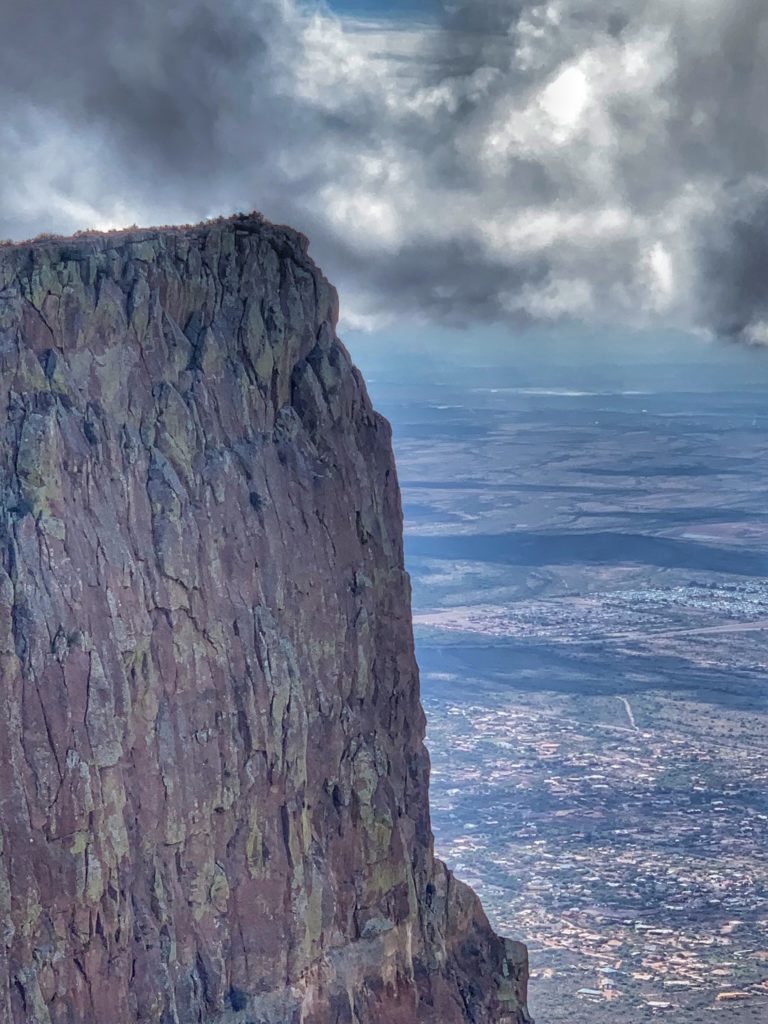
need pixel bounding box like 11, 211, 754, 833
356, 331, 768, 1023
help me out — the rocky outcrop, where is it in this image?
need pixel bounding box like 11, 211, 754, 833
0, 214, 531, 1023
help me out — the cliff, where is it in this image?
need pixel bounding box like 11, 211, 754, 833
0, 214, 531, 1024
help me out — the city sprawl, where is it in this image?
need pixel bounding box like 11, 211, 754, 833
357, 335, 768, 1023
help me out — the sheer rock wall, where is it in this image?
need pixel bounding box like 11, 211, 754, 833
0, 215, 531, 1024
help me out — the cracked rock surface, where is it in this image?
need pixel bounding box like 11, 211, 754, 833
0, 214, 531, 1024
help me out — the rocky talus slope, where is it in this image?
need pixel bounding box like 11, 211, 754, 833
0, 215, 531, 1024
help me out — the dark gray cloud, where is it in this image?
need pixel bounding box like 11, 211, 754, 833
1, 0, 768, 338
697, 180, 768, 343
0, 1, 328, 234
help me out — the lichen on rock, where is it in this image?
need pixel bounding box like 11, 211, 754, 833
0, 214, 531, 1023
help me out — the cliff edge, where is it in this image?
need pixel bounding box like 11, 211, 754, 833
0, 214, 531, 1023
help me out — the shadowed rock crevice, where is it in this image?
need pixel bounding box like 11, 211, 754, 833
0, 213, 531, 1023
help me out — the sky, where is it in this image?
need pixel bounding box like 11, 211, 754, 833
2, 1, 768, 344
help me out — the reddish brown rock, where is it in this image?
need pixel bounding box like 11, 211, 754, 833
0, 215, 531, 1023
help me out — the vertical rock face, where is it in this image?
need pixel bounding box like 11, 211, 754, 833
0, 215, 530, 1024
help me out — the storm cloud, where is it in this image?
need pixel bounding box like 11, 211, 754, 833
1, 0, 768, 338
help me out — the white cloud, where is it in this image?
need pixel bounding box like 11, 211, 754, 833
644, 242, 675, 310
0, 0, 767, 339
540, 64, 589, 137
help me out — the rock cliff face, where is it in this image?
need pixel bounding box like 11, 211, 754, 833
0, 214, 530, 1024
